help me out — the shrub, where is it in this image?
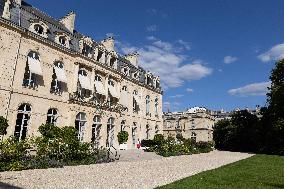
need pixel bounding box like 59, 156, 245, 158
38, 123, 61, 139
153, 134, 164, 145
0, 116, 9, 139
117, 131, 129, 144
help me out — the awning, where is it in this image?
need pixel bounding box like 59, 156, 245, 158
78, 75, 92, 90
120, 91, 128, 107
54, 67, 67, 83
108, 85, 119, 99
28, 57, 43, 75
94, 81, 106, 96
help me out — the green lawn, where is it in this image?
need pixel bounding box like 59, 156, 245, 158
157, 154, 284, 189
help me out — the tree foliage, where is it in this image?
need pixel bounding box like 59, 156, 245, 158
213, 59, 284, 155
0, 116, 9, 136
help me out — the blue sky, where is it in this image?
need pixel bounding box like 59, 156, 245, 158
26, 0, 284, 112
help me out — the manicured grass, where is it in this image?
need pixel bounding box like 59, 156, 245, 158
157, 154, 284, 189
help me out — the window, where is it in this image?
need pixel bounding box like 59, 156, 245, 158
146, 124, 150, 139
46, 108, 58, 125
92, 115, 101, 148
156, 80, 160, 89
133, 90, 139, 113
82, 44, 92, 57
122, 86, 127, 91
146, 95, 150, 116
147, 76, 152, 86
14, 104, 31, 141
154, 97, 158, 116
108, 79, 114, 87
132, 123, 137, 146
107, 118, 115, 147
122, 67, 129, 76
50, 62, 64, 94
121, 120, 126, 131
77, 69, 91, 98
34, 24, 44, 34
75, 112, 87, 141
191, 132, 197, 142
109, 57, 116, 68
133, 72, 139, 80
23, 51, 40, 88
96, 51, 103, 62
95, 75, 102, 82
59, 36, 66, 45
155, 125, 159, 134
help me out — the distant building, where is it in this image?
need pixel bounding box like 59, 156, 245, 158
163, 107, 214, 142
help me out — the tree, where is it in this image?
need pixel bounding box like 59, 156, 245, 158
213, 119, 231, 150
117, 131, 129, 144
0, 116, 9, 141
262, 59, 284, 154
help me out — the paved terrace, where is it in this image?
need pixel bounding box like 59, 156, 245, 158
0, 150, 253, 189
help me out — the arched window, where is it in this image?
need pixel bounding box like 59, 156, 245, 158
46, 108, 58, 125
122, 67, 129, 76
122, 86, 127, 91
121, 120, 126, 131
108, 79, 114, 87
133, 90, 139, 113
92, 115, 101, 148
155, 125, 159, 134
59, 36, 66, 45
107, 117, 115, 147
77, 69, 91, 98
75, 112, 87, 141
51, 62, 65, 94
95, 75, 102, 82
146, 124, 150, 139
34, 24, 44, 34
154, 97, 159, 116
14, 104, 31, 141
191, 132, 197, 142
23, 51, 41, 88
146, 95, 150, 116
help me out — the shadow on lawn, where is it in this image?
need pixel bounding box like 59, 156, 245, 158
0, 182, 23, 189
265, 183, 284, 189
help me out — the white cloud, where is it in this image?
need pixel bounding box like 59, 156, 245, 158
224, 56, 237, 64
177, 39, 191, 51
228, 81, 271, 96
258, 43, 284, 62
186, 88, 194, 93
146, 25, 157, 32
169, 94, 184, 98
119, 39, 212, 89
146, 36, 157, 41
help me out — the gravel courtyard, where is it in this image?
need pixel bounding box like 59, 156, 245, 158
0, 151, 253, 189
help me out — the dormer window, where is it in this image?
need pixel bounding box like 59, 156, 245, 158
110, 57, 116, 68
34, 24, 44, 34
29, 20, 49, 38
133, 71, 139, 80
122, 67, 129, 76
59, 36, 66, 45
82, 44, 92, 57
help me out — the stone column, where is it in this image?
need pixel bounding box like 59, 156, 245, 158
94, 48, 98, 61
104, 74, 109, 100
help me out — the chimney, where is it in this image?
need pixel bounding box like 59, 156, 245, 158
125, 52, 139, 67
101, 36, 115, 52
59, 11, 76, 33
13, 0, 21, 5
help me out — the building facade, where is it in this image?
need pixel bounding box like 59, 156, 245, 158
0, 0, 163, 149
163, 107, 214, 142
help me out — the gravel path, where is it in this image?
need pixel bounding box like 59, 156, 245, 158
0, 151, 253, 189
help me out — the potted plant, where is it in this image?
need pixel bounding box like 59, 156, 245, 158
117, 131, 129, 150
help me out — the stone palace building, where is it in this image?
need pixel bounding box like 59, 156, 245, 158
163, 107, 214, 142
0, 0, 163, 149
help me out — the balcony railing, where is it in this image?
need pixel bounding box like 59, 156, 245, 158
69, 92, 127, 114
